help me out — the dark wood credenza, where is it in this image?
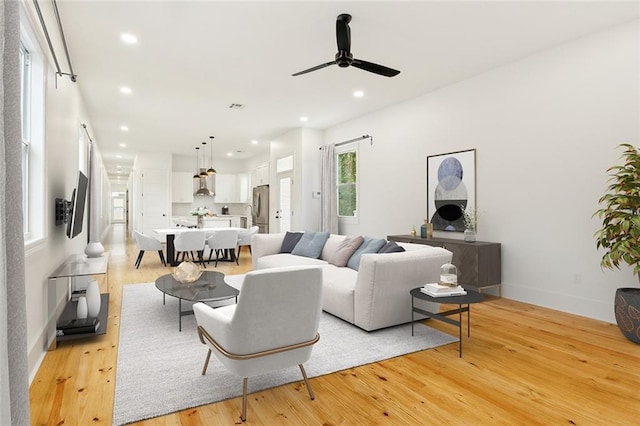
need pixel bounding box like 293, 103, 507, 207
387, 235, 502, 296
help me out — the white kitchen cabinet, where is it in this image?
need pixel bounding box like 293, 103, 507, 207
253, 163, 269, 187
214, 174, 237, 203
237, 173, 250, 203
214, 173, 251, 203
172, 172, 194, 203
203, 218, 231, 228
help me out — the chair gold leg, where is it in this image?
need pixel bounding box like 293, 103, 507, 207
202, 349, 212, 375
242, 377, 248, 422
299, 364, 314, 400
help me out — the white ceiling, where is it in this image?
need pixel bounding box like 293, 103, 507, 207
45, 1, 639, 182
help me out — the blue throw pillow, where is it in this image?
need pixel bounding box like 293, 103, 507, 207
280, 232, 303, 253
347, 237, 387, 270
378, 241, 406, 254
291, 231, 330, 259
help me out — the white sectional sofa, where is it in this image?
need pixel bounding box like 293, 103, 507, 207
251, 233, 453, 331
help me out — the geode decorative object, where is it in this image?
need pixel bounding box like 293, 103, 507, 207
172, 261, 203, 283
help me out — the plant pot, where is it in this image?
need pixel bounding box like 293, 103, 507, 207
197, 216, 204, 228
614, 287, 640, 344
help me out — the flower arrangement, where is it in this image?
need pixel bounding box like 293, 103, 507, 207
190, 206, 211, 217
461, 206, 479, 231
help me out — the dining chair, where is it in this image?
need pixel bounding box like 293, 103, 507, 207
206, 229, 240, 267
193, 265, 323, 421
133, 230, 166, 268
235, 226, 259, 264
174, 230, 206, 266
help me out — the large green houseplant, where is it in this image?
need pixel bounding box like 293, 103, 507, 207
594, 143, 640, 343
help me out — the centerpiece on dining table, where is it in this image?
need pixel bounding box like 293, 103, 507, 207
190, 207, 212, 228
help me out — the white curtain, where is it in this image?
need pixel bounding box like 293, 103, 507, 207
320, 144, 338, 234
0, 1, 31, 424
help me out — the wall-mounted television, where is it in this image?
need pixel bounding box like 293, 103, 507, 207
66, 171, 89, 239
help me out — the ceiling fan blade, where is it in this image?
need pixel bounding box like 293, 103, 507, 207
292, 60, 337, 76
336, 14, 351, 53
351, 58, 400, 77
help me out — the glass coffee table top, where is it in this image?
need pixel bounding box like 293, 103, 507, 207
155, 270, 239, 331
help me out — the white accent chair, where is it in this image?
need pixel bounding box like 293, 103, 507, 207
133, 231, 166, 268
235, 226, 259, 264
193, 266, 323, 422
206, 229, 240, 267
173, 230, 206, 265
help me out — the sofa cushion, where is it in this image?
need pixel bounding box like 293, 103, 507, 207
329, 236, 364, 267
378, 240, 406, 254
256, 253, 327, 270
291, 231, 330, 259
321, 265, 358, 323
280, 231, 303, 253
347, 237, 387, 271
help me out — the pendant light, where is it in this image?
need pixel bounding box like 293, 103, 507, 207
199, 142, 208, 178
207, 136, 217, 175
193, 147, 200, 180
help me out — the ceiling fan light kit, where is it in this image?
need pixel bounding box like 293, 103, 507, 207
292, 13, 400, 78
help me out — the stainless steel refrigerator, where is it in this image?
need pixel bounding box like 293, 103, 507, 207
252, 185, 269, 234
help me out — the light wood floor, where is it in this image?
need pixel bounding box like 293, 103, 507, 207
29, 224, 640, 425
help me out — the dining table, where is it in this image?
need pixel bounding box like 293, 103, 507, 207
153, 227, 246, 267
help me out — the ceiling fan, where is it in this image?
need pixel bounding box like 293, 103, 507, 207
292, 13, 400, 78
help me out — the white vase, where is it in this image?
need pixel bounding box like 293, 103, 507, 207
76, 296, 88, 319
85, 241, 105, 258
86, 280, 101, 317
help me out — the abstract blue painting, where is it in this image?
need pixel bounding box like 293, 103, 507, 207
427, 149, 476, 232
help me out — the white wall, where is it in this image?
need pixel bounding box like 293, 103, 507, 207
325, 21, 639, 323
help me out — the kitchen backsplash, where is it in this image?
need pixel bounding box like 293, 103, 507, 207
172, 199, 251, 217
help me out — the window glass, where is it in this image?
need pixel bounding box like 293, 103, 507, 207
20, 42, 30, 235
337, 145, 357, 218
20, 15, 45, 246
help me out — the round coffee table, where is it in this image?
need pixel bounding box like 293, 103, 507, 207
155, 271, 239, 331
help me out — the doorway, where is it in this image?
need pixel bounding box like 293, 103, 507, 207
277, 173, 293, 233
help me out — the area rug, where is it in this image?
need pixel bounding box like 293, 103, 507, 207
113, 282, 457, 425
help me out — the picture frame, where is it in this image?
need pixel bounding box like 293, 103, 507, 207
426, 149, 476, 232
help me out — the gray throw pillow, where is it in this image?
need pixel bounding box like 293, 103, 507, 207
329, 236, 365, 267
291, 231, 330, 259
346, 237, 387, 270
378, 241, 406, 254
280, 232, 303, 253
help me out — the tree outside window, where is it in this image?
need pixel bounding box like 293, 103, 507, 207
337, 148, 357, 217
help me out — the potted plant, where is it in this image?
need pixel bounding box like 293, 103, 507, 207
593, 143, 640, 344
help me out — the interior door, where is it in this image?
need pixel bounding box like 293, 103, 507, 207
141, 168, 169, 236
277, 173, 293, 233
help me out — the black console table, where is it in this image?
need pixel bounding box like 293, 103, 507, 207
388, 235, 502, 296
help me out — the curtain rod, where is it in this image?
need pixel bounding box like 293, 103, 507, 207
81, 123, 93, 144
319, 134, 373, 150
32, 0, 77, 82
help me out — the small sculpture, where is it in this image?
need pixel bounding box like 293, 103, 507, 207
172, 260, 203, 283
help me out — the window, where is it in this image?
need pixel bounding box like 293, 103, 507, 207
19, 43, 30, 234
20, 15, 45, 246
336, 144, 358, 218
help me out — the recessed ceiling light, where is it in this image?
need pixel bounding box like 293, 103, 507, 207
120, 86, 132, 94
353, 90, 364, 98
116, 155, 122, 159
227, 152, 233, 157
251, 140, 258, 145
300, 116, 308, 122
121, 33, 138, 44
120, 125, 128, 131
119, 143, 127, 148
117, 165, 122, 168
